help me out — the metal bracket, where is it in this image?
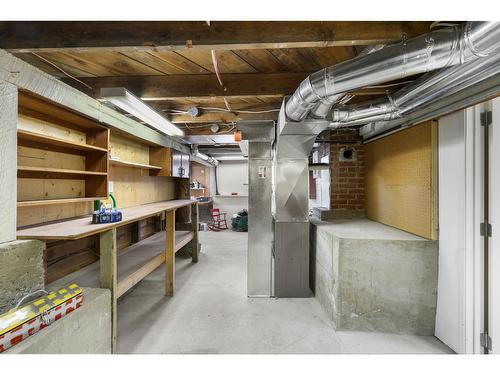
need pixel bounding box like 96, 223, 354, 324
481, 111, 492, 127
480, 332, 492, 351
480, 222, 492, 237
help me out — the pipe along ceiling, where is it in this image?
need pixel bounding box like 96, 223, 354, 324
284, 21, 500, 137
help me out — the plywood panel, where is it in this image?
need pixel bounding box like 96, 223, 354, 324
16, 117, 94, 227
18, 202, 93, 227
18, 114, 87, 145
191, 162, 210, 196
108, 132, 175, 209
365, 121, 438, 239
109, 133, 149, 165
109, 165, 175, 208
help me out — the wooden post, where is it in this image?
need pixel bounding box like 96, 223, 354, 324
100, 228, 117, 353
0, 82, 17, 244
165, 210, 175, 296
191, 202, 199, 263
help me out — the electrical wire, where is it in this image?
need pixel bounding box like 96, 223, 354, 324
223, 97, 232, 111
31, 52, 93, 91
211, 50, 225, 88
163, 106, 281, 115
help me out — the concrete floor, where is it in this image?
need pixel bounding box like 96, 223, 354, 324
117, 231, 453, 354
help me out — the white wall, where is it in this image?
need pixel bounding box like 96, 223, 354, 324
216, 160, 248, 196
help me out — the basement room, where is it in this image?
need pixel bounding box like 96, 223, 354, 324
1, 1, 500, 373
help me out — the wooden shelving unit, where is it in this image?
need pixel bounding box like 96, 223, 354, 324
48, 230, 195, 297
109, 158, 162, 171
149, 146, 173, 176
18, 166, 108, 179
18, 129, 108, 155
17, 197, 106, 207
16, 91, 110, 208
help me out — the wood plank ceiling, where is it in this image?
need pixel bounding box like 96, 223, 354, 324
0, 21, 435, 135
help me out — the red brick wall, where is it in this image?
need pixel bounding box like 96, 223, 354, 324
330, 129, 365, 215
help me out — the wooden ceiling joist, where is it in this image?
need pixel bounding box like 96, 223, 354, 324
0, 21, 432, 52
67, 73, 393, 100
169, 111, 279, 124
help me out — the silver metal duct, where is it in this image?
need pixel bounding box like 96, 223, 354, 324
273, 102, 329, 297
360, 70, 500, 140
286, 21, 500, 121
238, 121, 275, 298
330, 51, 500, 127
308, 44, 386, 119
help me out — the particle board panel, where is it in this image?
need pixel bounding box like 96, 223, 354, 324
364, 121, 438, 240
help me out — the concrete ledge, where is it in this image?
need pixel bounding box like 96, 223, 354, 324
6, 288, 111, 354
312, 207, 365, 221
310, 218, 438, 335
0, 239, 45, 313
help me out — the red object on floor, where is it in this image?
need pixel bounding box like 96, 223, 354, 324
208, 208, 228, 231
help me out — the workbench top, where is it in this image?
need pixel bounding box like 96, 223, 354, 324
16, 199, 197, 240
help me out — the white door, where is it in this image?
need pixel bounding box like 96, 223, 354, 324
435, 104, 484, 354
436, 111, 467, 353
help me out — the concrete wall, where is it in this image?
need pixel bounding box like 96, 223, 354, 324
216, 160, 248, 196
311, 218, 438, 335
0, 82, 17, 244
0, 239, 45, 313
7, 288, 111, 354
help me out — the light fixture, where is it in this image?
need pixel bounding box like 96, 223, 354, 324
101, 88, 184, 137
195, 151, 210, 161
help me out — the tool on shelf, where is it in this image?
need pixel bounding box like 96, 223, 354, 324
92, 193, 122, 224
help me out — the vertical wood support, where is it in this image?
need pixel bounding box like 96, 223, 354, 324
191, 202, 199, 263
165, 210, 175, 296
100, 228, 117, 353
0, 82, 18, 244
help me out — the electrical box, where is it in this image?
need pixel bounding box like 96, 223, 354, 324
172, 150, 190, 178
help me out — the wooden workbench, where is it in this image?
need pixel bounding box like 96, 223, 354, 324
17, 199, 199, 353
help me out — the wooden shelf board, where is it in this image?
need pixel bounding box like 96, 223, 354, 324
109, 158, 162, 170
17, 199, 196, 240
18, 166, 107, 179
46, 230, 194, 298
175, 231, 194, 252
18, 129, 108, 155
17, 197, 106, 207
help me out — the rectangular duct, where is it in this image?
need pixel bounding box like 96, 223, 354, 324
273, 102, 329, 297
238, 122, 275, 297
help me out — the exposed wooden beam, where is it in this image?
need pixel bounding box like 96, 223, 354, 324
66, 73, 394, 100
0, 21, 433, 52
169, 111, 279, 124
